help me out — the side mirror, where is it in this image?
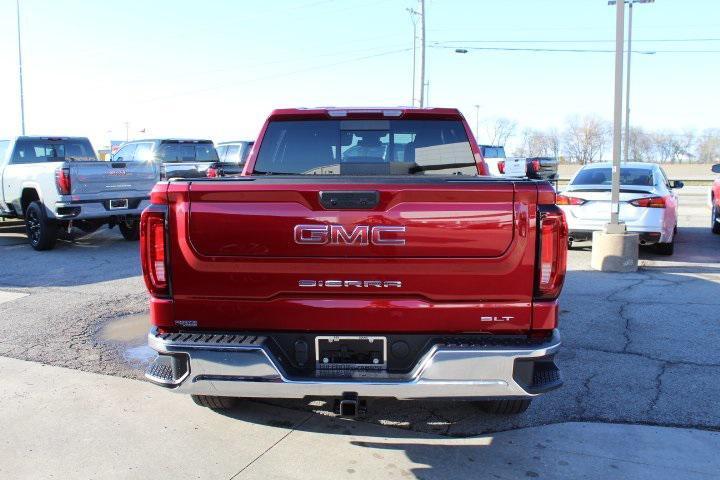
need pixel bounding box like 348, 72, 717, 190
712, 164, 720, 174
670, 180, 684, 189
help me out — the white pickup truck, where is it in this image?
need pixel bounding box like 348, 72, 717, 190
0, 136, 158, 250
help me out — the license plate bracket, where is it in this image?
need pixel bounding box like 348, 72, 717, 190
109, 199, 129, 210
315, 336, 387, 370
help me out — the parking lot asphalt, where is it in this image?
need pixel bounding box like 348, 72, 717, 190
3, 356, 719, 480
0, 187, 718, 438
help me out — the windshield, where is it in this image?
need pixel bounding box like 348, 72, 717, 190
572, 167, 655, 187
158, 143, 218, 162
12, 139, 97, 163
253, 119, 477, 175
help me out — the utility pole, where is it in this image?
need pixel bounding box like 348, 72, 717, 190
418, 0, 426, 107
124, 122, 129, 142
609, 0, 625, 231
16, 0, 26, 135
406, 8, 418, 106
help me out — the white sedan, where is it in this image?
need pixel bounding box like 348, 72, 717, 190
557, 162, 683, 255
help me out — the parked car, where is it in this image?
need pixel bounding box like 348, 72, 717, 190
558, 162, 682, 254
112, 139, 218, 180
0, 136, 157, 250
478, 144, 505, 176
710, 164, 720, 234
498, 157, 559, 182
142, 107, 567, 416
207, 140, 254, 177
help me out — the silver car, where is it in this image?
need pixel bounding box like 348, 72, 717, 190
558, 162, 683, 255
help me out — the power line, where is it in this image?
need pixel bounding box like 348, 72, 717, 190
135, 47, 412, 105
435, 45, 658, 54
437, 45, 720, 54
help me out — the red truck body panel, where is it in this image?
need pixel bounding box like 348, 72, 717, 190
144, 108, 564, 338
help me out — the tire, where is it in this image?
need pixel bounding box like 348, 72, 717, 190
477, 399, 532, 415
191, 395, 238, 410
712, 202, 720, 234
24, 201, 58, 251
119, 218, 140, 241
654, 239, 674, 256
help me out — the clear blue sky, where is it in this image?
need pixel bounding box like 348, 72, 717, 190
1, 0, 718, 150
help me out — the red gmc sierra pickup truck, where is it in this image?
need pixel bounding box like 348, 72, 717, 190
141, 107, 567, 416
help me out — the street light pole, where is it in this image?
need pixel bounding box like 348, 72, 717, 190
418, 0, 426, 107
624, 2, 633, 162
609, 0, 625, 231
407, 8, 418, 107
16, 0, 26, 135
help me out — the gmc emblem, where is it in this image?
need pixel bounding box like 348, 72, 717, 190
294, 224, 406, 246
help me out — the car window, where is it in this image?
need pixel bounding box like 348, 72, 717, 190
241, 142, 254, 163
254, 120, 476, 176
132, 142, 155, 162
195, 144, 218, 161
572, 167, 655, 187
0, 140, 9, 166
159, 143, 218, 162
658, 167, 671, 187
226, 145, 242, 164
483, 147, 505, 158
113, 144, 137, 162
12, 139, 97, 164
216, 145, 228, 162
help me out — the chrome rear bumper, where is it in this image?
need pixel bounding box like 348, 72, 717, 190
146, 328, 562, 400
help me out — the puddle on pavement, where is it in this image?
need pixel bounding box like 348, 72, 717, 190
99, 313, 156, 367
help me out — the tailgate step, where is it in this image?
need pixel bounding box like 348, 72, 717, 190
154, 330, 266, 348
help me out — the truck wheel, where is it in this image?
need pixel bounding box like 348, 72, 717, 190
477, 399, 531, 415
712, 203, 720, 234
119, 219, 140, 241
24, 201, 58, 251
654, 239, 674, 256
191, 395, 238, 410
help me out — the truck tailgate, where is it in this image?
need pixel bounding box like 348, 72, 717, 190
165, 178, 540, 333
69, 161, 157, 196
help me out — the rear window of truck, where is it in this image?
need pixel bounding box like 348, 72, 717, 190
253, 120, 477, 175
158, 143, 219, 163
12, 139, 97, 163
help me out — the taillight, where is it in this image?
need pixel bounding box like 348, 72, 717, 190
630, 196, 667, 208
497, 160, 505, 174
140, 205, 169, 297
55, 167, 71, 195
556, 194, 586, 206
206, 166, 219, 178
535, 206, 568, 300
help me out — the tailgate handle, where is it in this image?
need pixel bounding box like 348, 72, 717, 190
319, 191, 379, 210
111, 162, 127, 168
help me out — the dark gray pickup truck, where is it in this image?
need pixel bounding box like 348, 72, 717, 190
112, 139, 218, 181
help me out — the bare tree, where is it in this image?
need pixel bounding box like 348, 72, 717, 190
651, 131, 695, 164
485, 118, 517, 146
515, 128, 561, 158
627, 127, 654, 162
696, 129, 720, 163
563, 115, 610, 164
